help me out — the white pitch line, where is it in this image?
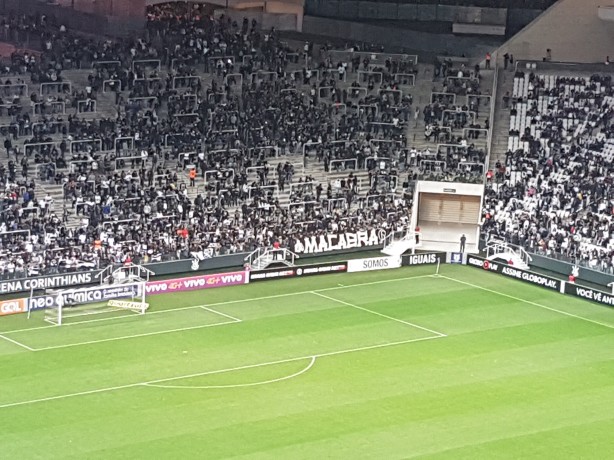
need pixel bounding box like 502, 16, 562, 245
1, 303, 210, 335
0, 334, 444, 409
3, 313, 135, 334
200, 306, 242, 323
29, 319, 240, 352
197, 273, 437, 310
0, 382, 144, 410
311, 291, 447, 337
440, 275, 614, 330
143, 337, 444, 388
0, 274, 442, 352
0, 334, 36, 351
145, 356, 317, 390
0, 274, 436, 337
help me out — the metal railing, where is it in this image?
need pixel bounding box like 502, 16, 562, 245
485, 237, 532, 267
383, 229, 421, 251
244, 247, 299, 269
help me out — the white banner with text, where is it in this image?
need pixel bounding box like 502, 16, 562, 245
347, 256, 402, 273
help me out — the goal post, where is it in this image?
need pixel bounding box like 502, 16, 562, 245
36, 263, 154, 326
41, 281, 148, 326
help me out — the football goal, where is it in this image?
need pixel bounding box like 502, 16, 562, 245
43, 282, 149, 326
40, 264, 152, 326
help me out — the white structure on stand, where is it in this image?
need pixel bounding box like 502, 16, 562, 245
381, 229, 422, 256
245, 247, 300, 270
484, 237, 532, 270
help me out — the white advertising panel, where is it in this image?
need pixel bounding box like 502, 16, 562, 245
347, 256, 402, 273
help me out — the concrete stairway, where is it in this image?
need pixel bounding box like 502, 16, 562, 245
61, 68, 118, 119
489, 67, 515, 168
251, 252, 274, 270
1, 45, 438, 233
382, 238, 418, 256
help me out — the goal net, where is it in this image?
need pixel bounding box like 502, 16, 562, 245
42, 281, 149, 326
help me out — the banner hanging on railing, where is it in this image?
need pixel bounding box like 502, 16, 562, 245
291, 229, 386, 254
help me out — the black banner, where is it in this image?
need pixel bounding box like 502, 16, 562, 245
564, 284, 614, 308
291, 229, 385, 254
0, 271, 97, 295
466, 255, 561, 291
402, 252, 447, 266
249, 262, 348, 282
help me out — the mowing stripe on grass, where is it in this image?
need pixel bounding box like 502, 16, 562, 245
199, 306, 242, 322
26, 319, 241, 352
311, 291, 447, 337
199, 274, 437, 310
1, 274, 437, 336
0, 334, 444, 409
2, 303, 217, 334
145, 356, 317, 390
0, 333, 35, 351
1, 274, 440, 352
441, 275, 614, 330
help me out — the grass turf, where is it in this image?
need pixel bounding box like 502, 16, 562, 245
0, 264, 612, 459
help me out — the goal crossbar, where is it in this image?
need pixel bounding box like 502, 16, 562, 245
41, 281, 147, 326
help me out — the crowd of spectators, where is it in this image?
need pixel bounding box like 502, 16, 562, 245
0, 4, 427, 278
483, 71, 614, 273
4, 3, 606, 279
411, 59, 489, 184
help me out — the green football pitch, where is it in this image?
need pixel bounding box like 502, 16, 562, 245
0, 264, 612, 459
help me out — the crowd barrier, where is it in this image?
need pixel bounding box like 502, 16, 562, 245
1, 253, 612, 316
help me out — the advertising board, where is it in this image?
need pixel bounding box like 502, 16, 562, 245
27, 284, 141, 311
249, 262, 347, 282
0, 298, 28, 316
563, 284, 614, 307
449, 252, 463, 264
466, 255, 561, 291
0, 271, 97, 295
145, 271, 248, 294
347, 256, 401, 273
402, 252, 446, 266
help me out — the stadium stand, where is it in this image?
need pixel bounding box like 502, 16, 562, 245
483, 70, 614, 273
0, 1, 610, 279
3, 4, 492, 278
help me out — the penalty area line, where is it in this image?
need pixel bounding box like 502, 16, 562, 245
0, 335, 445, 409
27, 319, 240, 352
2, 303, 219, 335
0, 273, 437, 336
199, 306, 242, 323
311, 291, 447, 337
0, 333, 36, 351
198, 274, 438, 310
